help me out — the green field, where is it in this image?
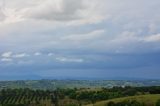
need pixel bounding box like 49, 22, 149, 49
86, 94, 160, 106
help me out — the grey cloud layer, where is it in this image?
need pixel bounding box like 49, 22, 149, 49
28, 0, 84, 21
0, 0, 105, 24
0, 0, 160, 79
0, 9, 5, 21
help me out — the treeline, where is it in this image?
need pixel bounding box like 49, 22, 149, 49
61, 86, 160, 103
0, 86, 160, 106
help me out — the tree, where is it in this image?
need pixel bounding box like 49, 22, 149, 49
51, 90, 59, 106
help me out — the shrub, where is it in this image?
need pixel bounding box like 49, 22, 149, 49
156, 100, 160, 106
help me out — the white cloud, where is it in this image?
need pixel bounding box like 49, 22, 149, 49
143, 34, 160, 42
0, 8, 5, 21
0, 0, 106, 26
0, 0, 25, 24
48, 53, 54, 56
13, 53, 30, 58
61, 29, 105, 41
3, 8, 24, 24
1, 58, 12, 62
109, 31, 160, 45
110, 31, 138, 43
27, 0, 84, 21
34, 52, 42, 56
0, 0, 6, 21
56, 57, 84, 63
1, 52, 12, 58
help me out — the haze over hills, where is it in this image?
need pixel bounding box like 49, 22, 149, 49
0, 74, 160, 81
0, 80, 160, 90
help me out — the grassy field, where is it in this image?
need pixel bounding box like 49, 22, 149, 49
86, 94, 160, 106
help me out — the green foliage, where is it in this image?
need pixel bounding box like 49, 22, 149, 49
107, 101, 115, 106
86, 94, 160, 106
0, 86, 160, 106
106, 100, 145, 106
0, 88, 52, 106
156, 99, 160, 106
65, 104, 78, 106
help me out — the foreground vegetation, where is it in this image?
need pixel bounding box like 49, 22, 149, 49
86, 94, 160, 106
0, 86, 160, 106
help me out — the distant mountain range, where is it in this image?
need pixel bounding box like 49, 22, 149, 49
0, 79, 160, 90
0, 74, 159, 81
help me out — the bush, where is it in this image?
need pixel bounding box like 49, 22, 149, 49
107, 101, 115, 106
106, 100, 144, 106
156, 100, 160, 106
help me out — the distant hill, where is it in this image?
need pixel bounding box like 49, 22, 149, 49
86, 94, 160, 106
0, 75, 160, 81
0, 80, 160, 90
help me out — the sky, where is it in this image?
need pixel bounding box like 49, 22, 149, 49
0, 0, 160, 80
